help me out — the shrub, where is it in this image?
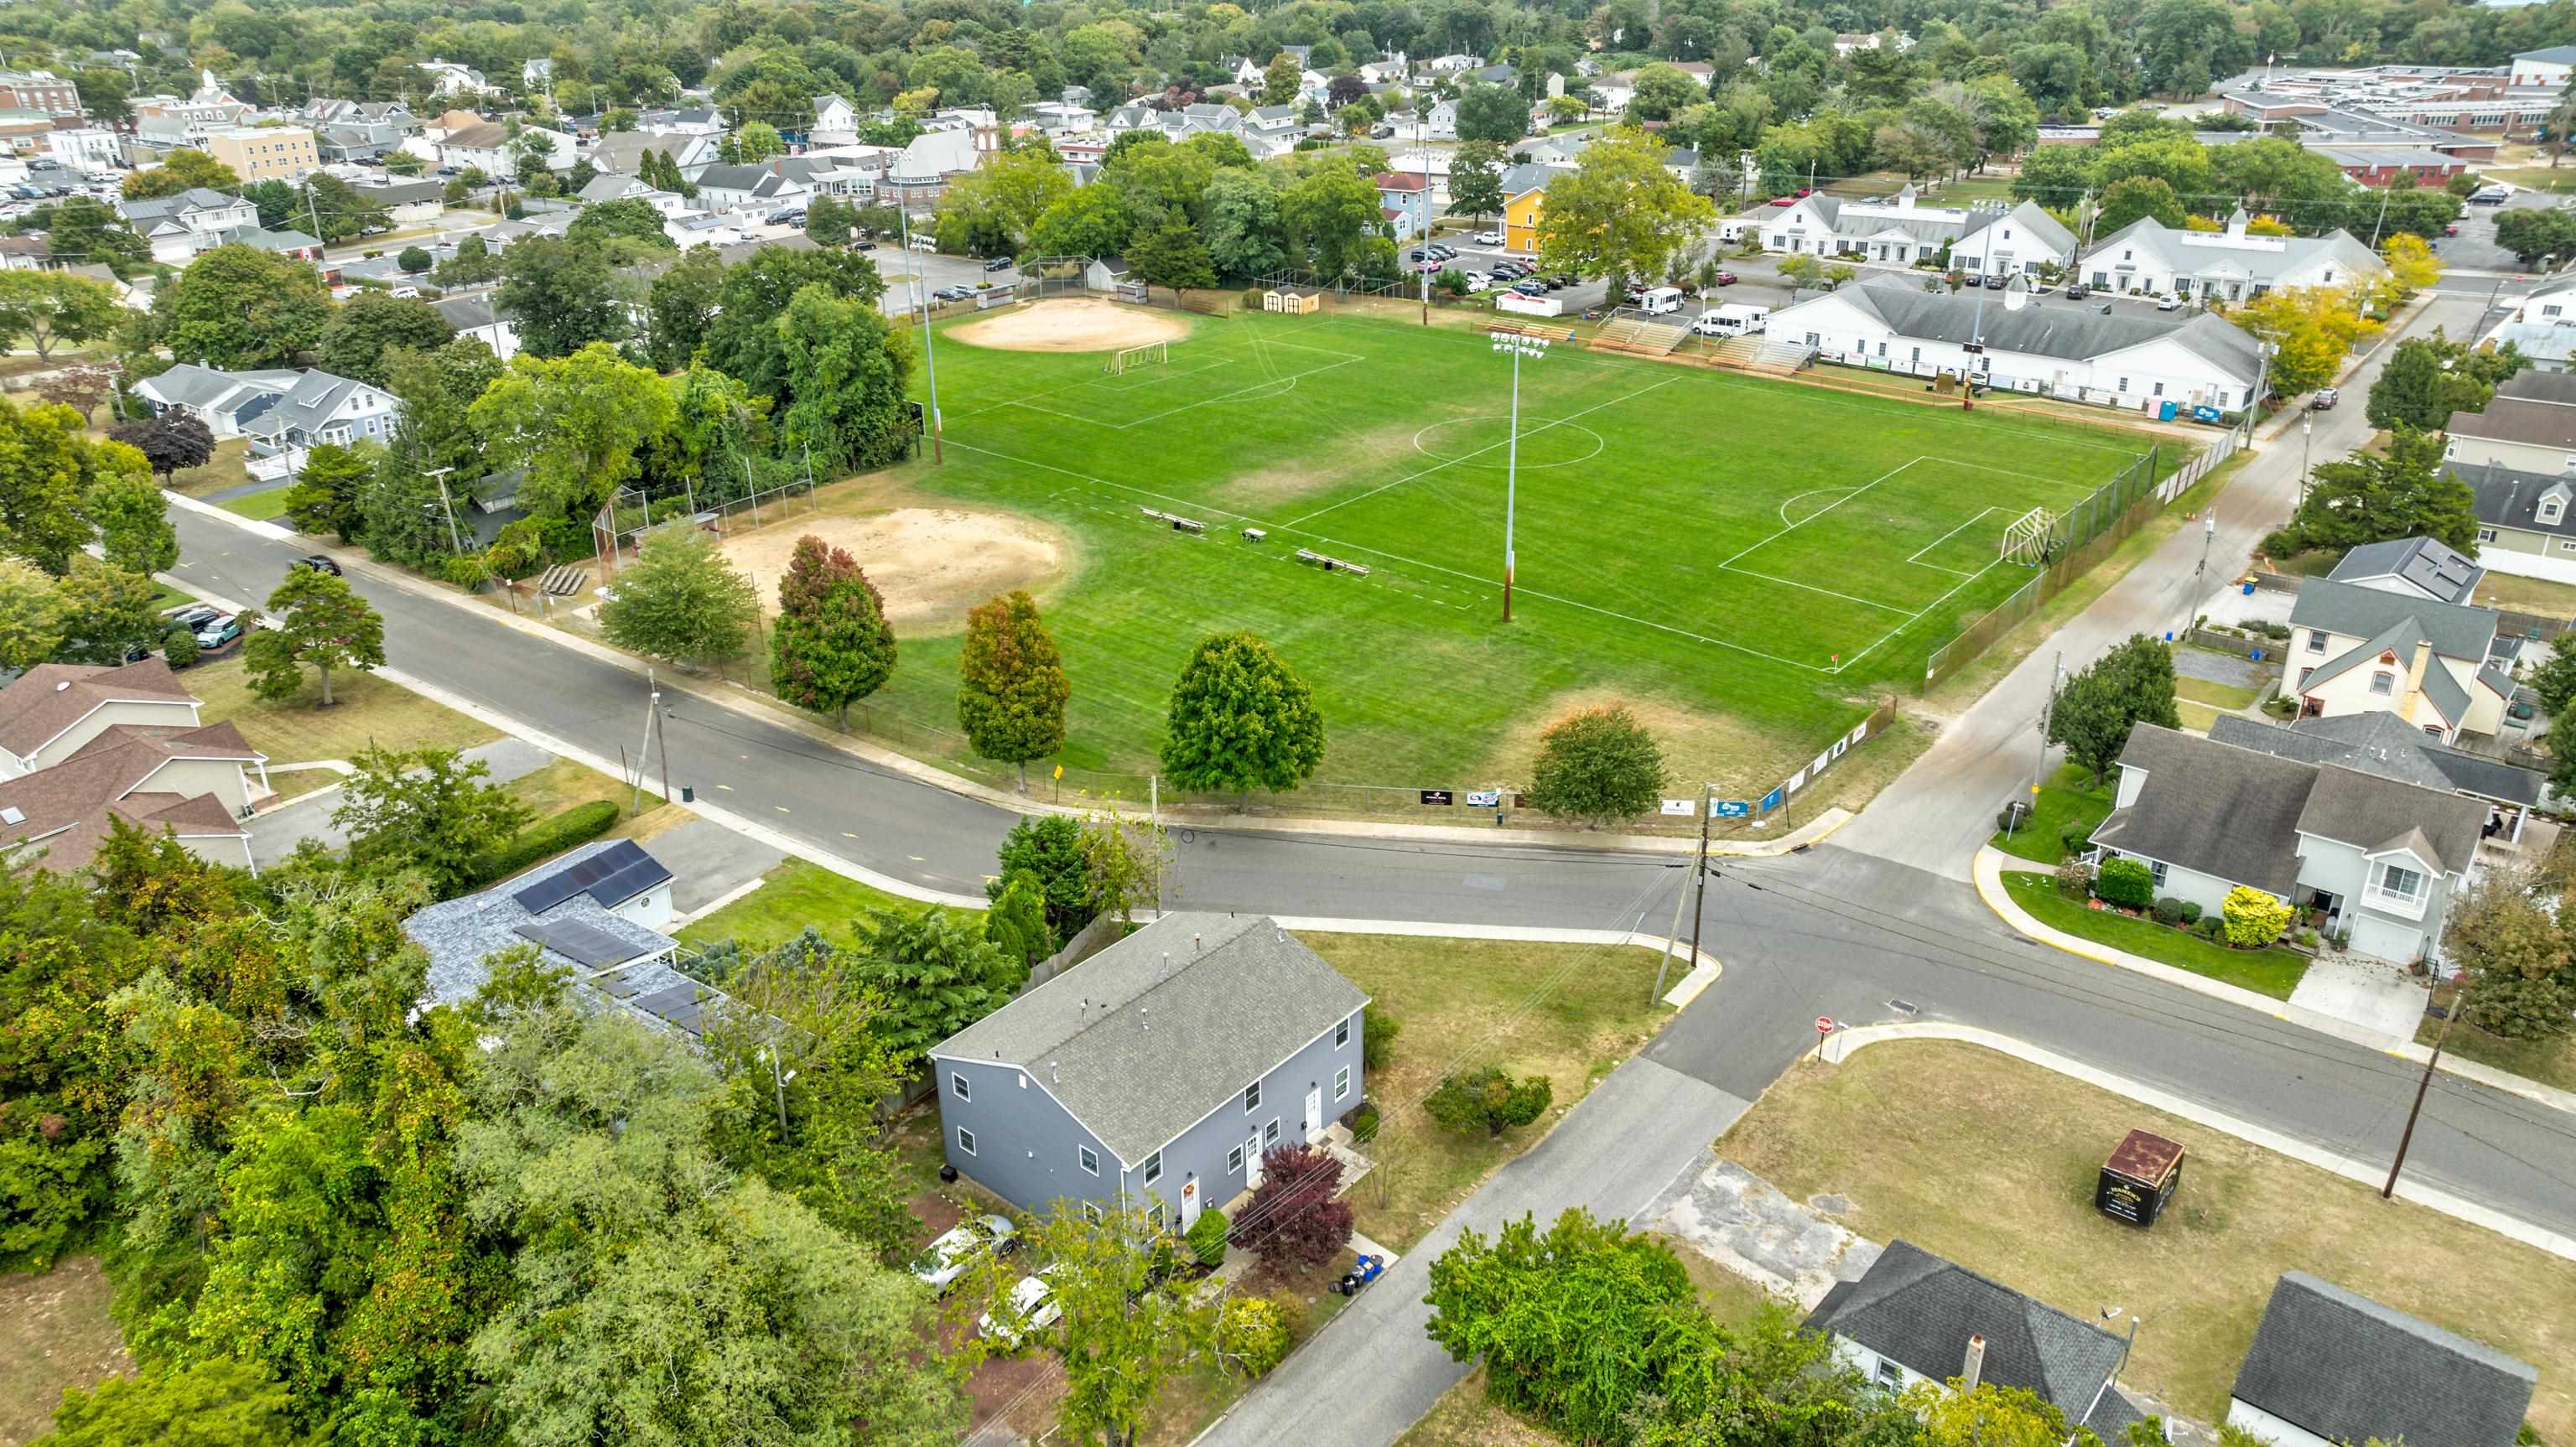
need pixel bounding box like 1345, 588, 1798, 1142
2054, 860, 2091, 900
1218, 1294, 1291, 1377
2059, 823, 2095, 856
1425, 1066, 1553, 1137
1186, 1206, 1229, 1267
160, 625, 199, 669
1227, 1144, 1352, 1268
2193, 915, 2227, 942
1349, 1101, 1380, 1141
2179, 900, 2204, 925
1361, 1004, 1400, 1071
2152, 896, 2186, 926
2096, 857, 2155, 910
470, 799, 620, 884
2221, 885, 2292, 947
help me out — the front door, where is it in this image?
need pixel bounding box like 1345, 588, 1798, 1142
1244, 1140, 1264, 1190
1305, 1087, 1325, 1143
1179, 1175, 1202, 1232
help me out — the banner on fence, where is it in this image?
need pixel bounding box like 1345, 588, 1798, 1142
1661, 798, 1697, 817
1715, 800, 1751, 818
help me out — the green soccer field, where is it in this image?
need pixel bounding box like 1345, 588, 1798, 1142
858, 304, 2178, 801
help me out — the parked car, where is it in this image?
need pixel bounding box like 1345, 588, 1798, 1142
1711, 270, 1738, 287
1983, 272, 2006, 289
2311, 386, 2339, 411
979, 1269, 1062, 1347
195, 616, 243, 651
165, 603, 221, 630
2155, 295, 2184, 311
984, 255, 1015, 272
910, 1214, 1019, 1295
290, 554, 342, 577
852, 237, 877, 250
1473, 230, 1504, 245
1768, 194, 1795, 206
1427, 243, 1457, 259
2064, 283, 2090, 300
2469, 185, 2510, 205
2443, 222, 2459, 236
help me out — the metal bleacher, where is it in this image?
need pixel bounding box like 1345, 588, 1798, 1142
1588, 313, 1689, 357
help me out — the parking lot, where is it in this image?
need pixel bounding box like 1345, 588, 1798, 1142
869, 248, 1021, 317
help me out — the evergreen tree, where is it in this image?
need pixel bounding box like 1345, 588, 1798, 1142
957, 590, 1071, 791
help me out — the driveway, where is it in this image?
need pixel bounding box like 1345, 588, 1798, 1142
649, 816, 786, 917
247, 736, 553, 868
1192, 1060, 1748, 1447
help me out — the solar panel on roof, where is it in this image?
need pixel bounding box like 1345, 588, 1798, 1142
633, 983, 708, 1035
512, 918, 649, 969
587, 855, 671, 907
592, 968, 644, 998
512, 841, 669, 915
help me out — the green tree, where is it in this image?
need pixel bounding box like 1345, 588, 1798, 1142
1906, 1382, 2105, 1447
2527, 632, 2576, 719
82, 469, 176, 577
1447, 139, 1508, 219
1, 397, 125, 572
1453, 82, 1530, 143
776, 283, 916, 473
2094, 175, 2188, 234
2367, 334, 2517, 433
122, 148, 241, 200
39, 197, 148, 276
951, 1201, 1218, 1447
302, 172, 389, 244
314, 292, 454, 387
1628, 63, 1706, 122
52, 557, 163, 666
366, 340, 504, 566
734, 120, 786, 162
1077, 803, 1171, 928
397, 245, 433, 273
152, 245, 333, 369
1424, 1065, 1553, 1136
2444, 864, 2576, 1039
1160, 631, 1327, 793
989, 814, 1094, 937
984, 873, 1055, 971
2267, 428, 2479, 557
644, 245, 727, 372
333, 744, 534, 898
433, 235, 502, 288
1129, 219, 1220, 290
496, 234, 629, 357
957, 590, 1070, 791
770, 535, 896, 727
935, 148, 1073, 255
849, 905, 1024, 1057
0, 557, 65, 668
1031, 183, 1134, 261
2493, 206, 2576, 266
33, 1358, 314, 1447
1260, 53, 1302, 106
279, 442, 379, 545
1197, 169, 1284, 282
1536, 127, 1716, 283
704, 247, 888, 407
600, 526, 757, 667
243, 566, 386, 707
2047, 635, 2182, 786
1424, 1206, 1699, 1444
0, 272, 122, 360
1527, 703, 1666, 826
469, 344, 676, 521
566, 196, 678, 253
804, 194, 860, 247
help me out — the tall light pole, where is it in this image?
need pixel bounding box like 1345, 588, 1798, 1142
2298, 411, 2314, 509
898, 205, 944, 463
1493, 332, 1548, 621
2179, 510, 2215, 640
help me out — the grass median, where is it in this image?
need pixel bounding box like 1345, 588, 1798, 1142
1990, 763, 2114, 866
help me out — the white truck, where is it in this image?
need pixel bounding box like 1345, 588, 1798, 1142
1495, 290, 1564, 318
1691, 303, 1770, 336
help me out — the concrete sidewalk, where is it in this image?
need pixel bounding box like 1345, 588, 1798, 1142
1971, 845, 2576, 1118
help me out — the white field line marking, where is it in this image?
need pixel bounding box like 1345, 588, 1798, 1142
1280, 376, 1680, 529
1022, 350, 1365, 430
1832, 555, 2010, 674
1622, 360, 2155, 456
1720, 567, 1922, 615
948, 336, 1361, 421
1923, 454, 2097, 489
1909, 505, 2002, 571
1775, 485, 1855, 527
1719, 458, 1924, 569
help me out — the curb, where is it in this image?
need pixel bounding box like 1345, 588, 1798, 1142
167, 493, 1855, 859
1819, 1024, 2576, 1263
1273, 915, 1722, 1009
1971, 847, 2576, 1118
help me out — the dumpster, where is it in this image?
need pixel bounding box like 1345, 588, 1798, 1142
2096, 1129, 2184, 1227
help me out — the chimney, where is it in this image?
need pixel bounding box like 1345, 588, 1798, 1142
1961, 1334, 1987, 1395
2397, 635, 2433, 722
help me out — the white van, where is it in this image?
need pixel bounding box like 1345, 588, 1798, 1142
1691, 303, 1770, 337
1638, 286, 1685, 315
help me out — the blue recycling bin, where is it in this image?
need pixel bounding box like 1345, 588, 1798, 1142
2251, 648, 2263, 661
2242, 581, 2256, 595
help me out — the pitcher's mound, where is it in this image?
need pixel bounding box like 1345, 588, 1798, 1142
949, 298, 1191, 353
723, 507, 1066, 628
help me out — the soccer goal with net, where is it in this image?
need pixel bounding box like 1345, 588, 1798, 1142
1104, 340, 1169, 376
2002, 507, 2061, 567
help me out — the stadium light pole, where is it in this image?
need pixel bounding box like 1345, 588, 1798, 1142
1493, 332, 1549, 621
898, 205, 944, 464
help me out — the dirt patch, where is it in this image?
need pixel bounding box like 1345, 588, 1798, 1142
1473, 689, 1805, 801
1, 1257, 131, 1446
948, 297, 1191, 354
1227, 422, 1422, 506
721, 507, 1066, 630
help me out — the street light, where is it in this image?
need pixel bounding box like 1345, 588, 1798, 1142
1492, 333, 1549, 622
2299, 410, 2314, 508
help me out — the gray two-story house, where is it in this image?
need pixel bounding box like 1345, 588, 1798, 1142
2089, 724, 2486, 965
930, 912, 1368, 1232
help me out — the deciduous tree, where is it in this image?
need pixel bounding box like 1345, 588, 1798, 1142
469, 344, 676, 521
1453, 81, 1530, 143
122, 148, 241, 200
1528, 703, 1666, 826
51, 556, 163, 666
2267, 428, 2478, 557
109, 413, 216, 485
332, 744, 534, 898
1160, 630, 1327, 793
1535, 127, 1717, 283
2046, 634, 2182, 786
776, 283, 915, 472
2094, 176, 2187, 234
1227, 1142, 1353, 1268
957, 589, 1069, 790
599, 526, 758, 667
2443, 864, 2576, 1040
0, 557, 65, 668
0, 271, 122, 360
243, 567, 385, 707
279, 441, 379, 545
1129, 219, 1220, 290
848, 905, 1024, 1057
989, 813, 1093, 937
770, 535, 896, 726
152, 245, 334, 369
315, 292, 454, 386
1447, 140, 1507, 219
496, 235, 630, 357
82, 469, 175, 577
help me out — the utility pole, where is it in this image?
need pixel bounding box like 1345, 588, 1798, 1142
2384, 983, 2469, 1199
2366, 182, 2393, 250
2178, 510, 2216, 639
424, 464, 463, 554
1493, 333, 1549, 620
2027, 650, 2064, 834
648, 666, 672, 806
1649, 843, 1691, 1007
2298, 411, 2314, 509
1685, 783, 1713, 979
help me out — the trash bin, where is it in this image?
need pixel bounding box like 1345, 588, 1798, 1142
2241, 581, 2256, 595
680, 785, 694, 804
2157, 400, 2179, 423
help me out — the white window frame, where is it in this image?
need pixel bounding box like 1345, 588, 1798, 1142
957, 1126, 977, 1156
1264, 1118, 1280, 1148
1244, 1081, 1261, 1113
1143, 1150, 1162, 1185
2376, 862, 2426, 900
1083, 1201, 1103, 1223
1079, 1144, 1098, 1176
1336, 1016, 1350, 1048
2307, 630, 2329, 654
2478, 527, 2499, 542
1335, 1065, 1351, 1100
951, 1072, 970, 1102
2371, 672, 2396, 696
1227, 1142, 1245, 1174
2149, 859, 2168, 887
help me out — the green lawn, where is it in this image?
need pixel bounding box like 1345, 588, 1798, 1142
674, 857, 973, 953
2419, 983, 2576, 1094
861, 307, 2179, 801
2002, 870, 2309, 998
1989, 762, 2114, 865
2176, 674, 2259, 710
187, 655, 500, 764
218, 485, 292, 521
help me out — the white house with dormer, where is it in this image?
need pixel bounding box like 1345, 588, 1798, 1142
813, 94, 860, 145
118, 187, 258, 264
1760, 187, 2077, 275
2281, 577, 2512, 743
2077, 210, 2384, 303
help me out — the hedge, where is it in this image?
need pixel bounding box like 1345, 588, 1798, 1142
1186, 1206, 1229, 1267
471, 800, 621, 885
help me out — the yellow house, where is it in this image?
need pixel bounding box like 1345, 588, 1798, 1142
1503, 184, 1545, 255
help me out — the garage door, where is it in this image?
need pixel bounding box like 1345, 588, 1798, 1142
2348, 913, 2424, 964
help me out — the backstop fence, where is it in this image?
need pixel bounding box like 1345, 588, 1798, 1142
1920, 443, 2168, 695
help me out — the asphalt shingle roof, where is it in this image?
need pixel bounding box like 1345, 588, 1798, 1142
0, 658, 195, 755
1798, 278, 2262, 378
2445, 395, 2576, 450
2296, 764, 2486, 874
2289, 577, 2498, 664
2232, 1272, 2536, 1447
2328, 536, 2482, 604
931, 913, 1368, 1166
2208, 712, 2542, 806
402, 839, 711, 1035
1806, 1239, 2142, 1436
2091, 724, 2317, 893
